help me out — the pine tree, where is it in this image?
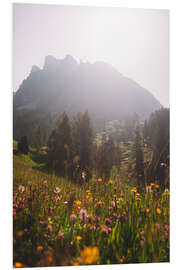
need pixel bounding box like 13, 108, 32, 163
17, 136, 29, 154
34, 125, 43, 151
47, 112, 73, 177
132, 124, 145, 188
72, 111, 93, 180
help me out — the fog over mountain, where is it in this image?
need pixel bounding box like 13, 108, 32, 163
14, 55, 162, 121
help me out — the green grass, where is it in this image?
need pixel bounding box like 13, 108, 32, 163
13, 141, 169, 267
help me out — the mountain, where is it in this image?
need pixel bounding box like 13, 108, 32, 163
14, 55, 162, 121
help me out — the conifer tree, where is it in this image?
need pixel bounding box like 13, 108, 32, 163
132, 124, 145, 188
47, 112, 73, 177
17, 136, 29, 154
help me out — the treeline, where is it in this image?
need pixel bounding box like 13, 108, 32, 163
15, 108, 169, 189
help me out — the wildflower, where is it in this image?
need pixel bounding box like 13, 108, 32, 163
48, 256, 53, 263
155, 185, 159, 189
14, 262, 23, 268
97, 201, 103, 206
76, 200, 82, 206
146, 208, 150, 213
138, 217, 142, 223
150, 183, 155, 187
80, 246, 99, 264
140, 239, 146, 248
146, 185, 151, 193
113, 194, 117, 198
70, 214, 77, 223
43, 180, 47, 186
105, 218, 111, 225
17, 231, 23, 237
86, 190, 90, 193
108, 180, 113, 184
97, 178, 102, 182
64, 201, 68, 205
155, 223, 160, 230
131, 187, 137, 193
79, 208, 88, 223
136, 197, 141, 201
37, 245, 43, 252
119, 256, 125, 263
156, 208, 161, 215
46, 224, 53, 233
111, 201, 116, 207
94, 216, 100, 223
140, 230, 146, 236
18, 185, 25, 193
102, 225, 112, 235
57, 231, 64, 239
54, 187, 61, 194
118, 214, 127, 223
113, 213, 117, 217
44, 194, 49, 201
40, 220, 47, 226
73, 262, 80, 266
76, 235, 82, 241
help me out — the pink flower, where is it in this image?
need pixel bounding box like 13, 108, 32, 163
102, 225, 112, 235
54, 187, 61, 194
70, 214, 77, 223
79, 208, 88, 223
146, 186, 151, 194
105, 218, 111, 225
57, 231, 64, 239
140, 230, 146, 236
140, 239, 146, 248
18, 185, 25, 193
155, 223, 160, 230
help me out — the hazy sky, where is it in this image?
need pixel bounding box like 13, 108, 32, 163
13, 3, 169, 107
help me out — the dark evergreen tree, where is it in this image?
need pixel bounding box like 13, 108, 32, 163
17, 136, 29, 154
132, 124, 145, 188
47, 112, 73, 177
33, 125, 43, 151
72, 111, 93, 180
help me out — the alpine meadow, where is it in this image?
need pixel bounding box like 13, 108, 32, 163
13, 4, 169, 268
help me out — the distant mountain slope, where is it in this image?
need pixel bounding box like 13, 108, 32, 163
14, 55, 162, 120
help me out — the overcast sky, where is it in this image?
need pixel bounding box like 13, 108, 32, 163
13, 3, 169, 107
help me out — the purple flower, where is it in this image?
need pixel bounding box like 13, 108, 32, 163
102, 225, 112, 235
70, 214, 77, 223
105, 218, 111, 225
118, 214, 127, 223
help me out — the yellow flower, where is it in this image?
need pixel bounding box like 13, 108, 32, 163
131, 187, 137, 193
37, 245, 43, 252
48, 256, 53, 263
73, 262, 80, 266
76, 200, 82, 206
119, 256, 125, 263
80, 246, 99, 264
156, 208, 161, 214
146, 208, 150, 213
14, 262, 23, 268
76, 235, 82, 241
150, 183, 155, 187
17, 231, 24, 237
113, 213, 117, 217
155, 185, 159, 189
86, 190, 90, 193
136, 193, 140, 196
97, 201, 103, 206
108, 180, 113, 184
136, 197, 141, 201
97, 178, 102, 182
113, 194, 117, 198
114, 186, 117, 191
